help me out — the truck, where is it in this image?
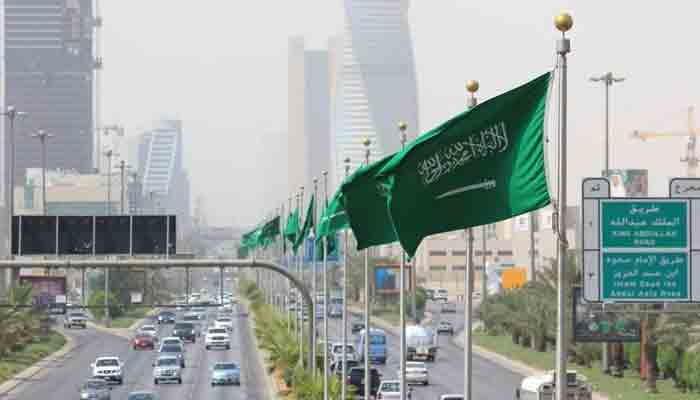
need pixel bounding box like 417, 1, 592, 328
406, 325, 438, 361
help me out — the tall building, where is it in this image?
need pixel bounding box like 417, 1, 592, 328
288, 37, 332, 193
331, 0, 419, 184
137, 119, 191, 240
5, 0, 95, 180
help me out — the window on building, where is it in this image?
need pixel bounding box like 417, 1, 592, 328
452, 265, 466, 271
452, 250, 466, 256
475, 250, 493, 256
429, 250, 447, 256
497, 250, 513, 256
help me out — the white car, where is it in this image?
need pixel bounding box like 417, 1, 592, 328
377, 380, 412, 399
214, 316, 234, 331
205, 327, 231, 350
139, 324, 158, 338
403, 361, 429, 385
331, 343, 357, 363
160, 336, 184, 347
433, 288, 449, 302
91, 356, 124, 384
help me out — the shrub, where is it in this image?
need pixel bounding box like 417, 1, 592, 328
625, 343, 641, 372
88, 291, 123, 320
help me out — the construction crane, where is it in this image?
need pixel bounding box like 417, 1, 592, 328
631, 106, 699, 177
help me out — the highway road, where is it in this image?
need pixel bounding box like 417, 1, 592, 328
326, 299, 523, 399
3, 307, 267, 400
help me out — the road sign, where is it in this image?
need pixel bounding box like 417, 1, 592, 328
582, 177, 700, 303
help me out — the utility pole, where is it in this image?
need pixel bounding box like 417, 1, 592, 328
3, 107, 27, 284
118, 160, 131, 214
31, 130, 54, 215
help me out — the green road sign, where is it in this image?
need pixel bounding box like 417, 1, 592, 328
602, 252, 688, 301
601, 200, 688, 248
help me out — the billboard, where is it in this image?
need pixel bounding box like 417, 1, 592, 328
603, 169, 648, 197
572, 287, 640, 343
19, 276, 67, 307
375, 264, 412, 294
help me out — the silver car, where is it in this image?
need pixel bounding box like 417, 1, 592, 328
152, 356, 183, 384
79, 379, 111, 400
210, 361, 241, 386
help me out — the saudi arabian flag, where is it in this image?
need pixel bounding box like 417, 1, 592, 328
258, 215, 280, 248
316, 189, 349, 240
293, 194, 315, 252
284, 208, 299, 243
341, 154, 399, 251
378, 72, 552, 257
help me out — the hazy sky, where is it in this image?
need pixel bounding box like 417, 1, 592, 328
101, 1, 700, 226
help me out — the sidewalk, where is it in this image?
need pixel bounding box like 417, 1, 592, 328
0, 331, 76, 396
241, 300, 281, 400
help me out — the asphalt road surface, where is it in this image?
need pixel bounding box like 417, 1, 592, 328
324, 299, 523, 399
3, 307, 266, 400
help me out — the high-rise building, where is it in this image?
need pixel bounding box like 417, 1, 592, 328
137, 119, 191, 241
5, 0, 95, 180
331, 0, 419, 184
288, 37, 332, 193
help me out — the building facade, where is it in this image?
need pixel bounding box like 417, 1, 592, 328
331, 0, 419, 184
5, 0, 95, 180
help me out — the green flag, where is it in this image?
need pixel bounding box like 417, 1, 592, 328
378, 72, 552, 257
237, 245, 249, 259
316, 189, 349, 240
258, 215, 280, 248
284, 209, 299, 243
315, 233, 337, 261
341, 154, 399, 250
293, 194, 315, 252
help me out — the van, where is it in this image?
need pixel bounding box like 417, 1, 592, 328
358, 328, 388, 364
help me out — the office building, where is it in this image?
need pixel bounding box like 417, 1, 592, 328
331, 0, 419, 184
5, 0, 95, 180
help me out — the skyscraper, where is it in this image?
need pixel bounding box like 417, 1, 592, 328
332, 0, 419, 183
5, 0, 95, 179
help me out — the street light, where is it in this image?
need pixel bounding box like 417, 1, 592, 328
589, 72, 625, 173
97, 125, 124, 172
1, 106, 27, 283
103, 150, 119, 215
118, 160, 132, 214
30, 130, 54, 215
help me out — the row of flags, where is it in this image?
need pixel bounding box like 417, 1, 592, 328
240, 71, 552, 261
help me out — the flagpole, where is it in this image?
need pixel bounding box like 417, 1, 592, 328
312, 177, 319, 375
554, 13, 572, 400
298, 187, 305, 367
398, 121, 408, 400
362, 137, 372, 400
464, 79, 479, 400
322, 170, 330, 400
287, 196, 293, 334
341, 157, 351, 400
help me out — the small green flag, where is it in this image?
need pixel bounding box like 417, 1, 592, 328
316, 189, 349, 240
341, 154, 398, 251
293, 194, 315, 252
284, 209, 299, 243
315, 233, 338, 261
378, 72, 552, 257
237, 245, 249, 259
257, 215, 280, 248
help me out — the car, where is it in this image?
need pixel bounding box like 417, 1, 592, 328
436, 321, 454, 335
91, 357, 124, 384
132, 333, 156, 350
158, 344, 186, 368
152, 355, 183, 384
205, 328, 231, 350
214, 316, 234, 331
64, 311, 88, 329
218, 305, 233, 314
191, 307, 208, 320
439, 396, 464, 400
156, 311, 176, 324
330, 359, 359, 377
172, 322, 197, 343
403, 361, 429, 385
376, 380, 413, 400
424, 288, 435, 301
346, 366, 382, 398
183, 313, 201, 323
160, 337, 184, 347
210, 361, 241, 386
441, 302, 457, 313
433, 288, 449, 302
331, 343, 357, 363
138, 324, 158, 338
127, 391, 159, 400
78, 378, 112, 400
351, 322, 365, 334
328, 305, 342, 318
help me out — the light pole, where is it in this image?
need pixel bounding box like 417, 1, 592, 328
362, 137, 371, 400
118, 160, 131, 214
31, 130, 54, 215
554, 12, 572, 400
398, 121, 408, 400
97, 125, 124, 172
103, 149, 118, 215
341, 157, 350, 400
129, 171, 139, 214
463, 79, 479, 400
590, 72, 624, 175
2, 106, 27, 284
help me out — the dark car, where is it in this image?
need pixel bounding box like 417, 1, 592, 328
79, 378, 112, 400
330, 360, 359, 377
157, 311, 176, 324
132, 333, 156, 350
347, 367, 381, 398
172, 322, 196, 343
127, 391, 158, 400
351, 322, 365, 334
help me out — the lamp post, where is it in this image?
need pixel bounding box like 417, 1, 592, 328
97, 125, 124, 172
590, 72, 624, 175
118, 160, 131, 214
362, 137, 371, 400
554, 12, 573, 400
398, 121, 408, 400
129, 171, 139, 214
2, 106, 27, 284
463, 79, 479, 400
30, 130, 54, 215
103, 150, 118, 215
